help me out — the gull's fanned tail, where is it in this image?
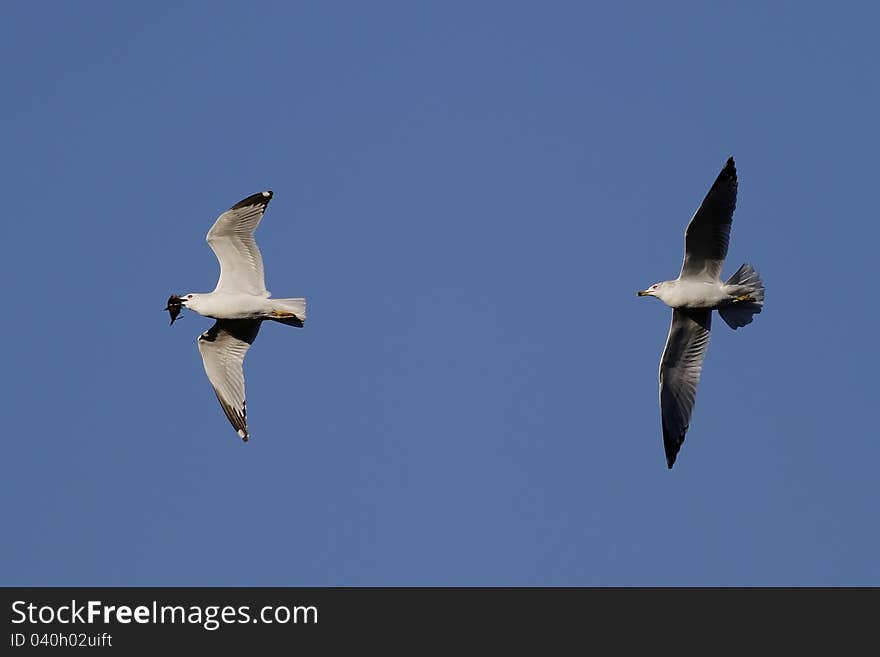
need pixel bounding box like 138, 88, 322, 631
268, 298, 306, 327
719, 263, 764, 330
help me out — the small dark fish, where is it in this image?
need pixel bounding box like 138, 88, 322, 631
165, 294, 183, 325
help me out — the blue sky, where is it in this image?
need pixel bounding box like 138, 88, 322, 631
2, 2, 878, 585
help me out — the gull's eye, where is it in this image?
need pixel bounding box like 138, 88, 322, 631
187, 295, 193, 299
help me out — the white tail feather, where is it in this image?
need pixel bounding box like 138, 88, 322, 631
720, 264, 763, 329
270, 297, 306, 326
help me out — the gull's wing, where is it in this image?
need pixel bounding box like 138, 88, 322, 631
206, 191, 273, 296
659, 309, 711, 468
197, 319, 262, 441
679, 157, 737, 281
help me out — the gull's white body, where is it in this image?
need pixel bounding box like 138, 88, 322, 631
184, 292, 286, 320
648, 279, 730, 310
173, 191, 306, 441
638, 158, 764, 469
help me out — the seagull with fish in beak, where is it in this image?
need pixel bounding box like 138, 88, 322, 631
165, 190, 307, 441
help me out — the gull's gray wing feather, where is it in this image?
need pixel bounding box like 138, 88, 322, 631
206, 191, 273, 296
659, 309, 711, 468
197, 319, 262, 441
679, 157, 737, 281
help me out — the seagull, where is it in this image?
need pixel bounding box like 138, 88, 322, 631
167, 191, 306, 441
638, 157, 764, 468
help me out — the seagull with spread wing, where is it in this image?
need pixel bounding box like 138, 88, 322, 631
166, 191, 306, 441
638, 157, 764, 468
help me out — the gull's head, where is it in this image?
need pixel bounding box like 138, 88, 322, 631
179, 293, 200, 309
637, 281, 672, 300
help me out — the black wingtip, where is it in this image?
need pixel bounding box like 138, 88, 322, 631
230, 190, 273, 210
723, 156, 736, 176
708, 156, 737, 193
663, 428, 683, 469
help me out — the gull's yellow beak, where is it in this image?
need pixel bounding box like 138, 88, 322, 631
637, 290, 649, 297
